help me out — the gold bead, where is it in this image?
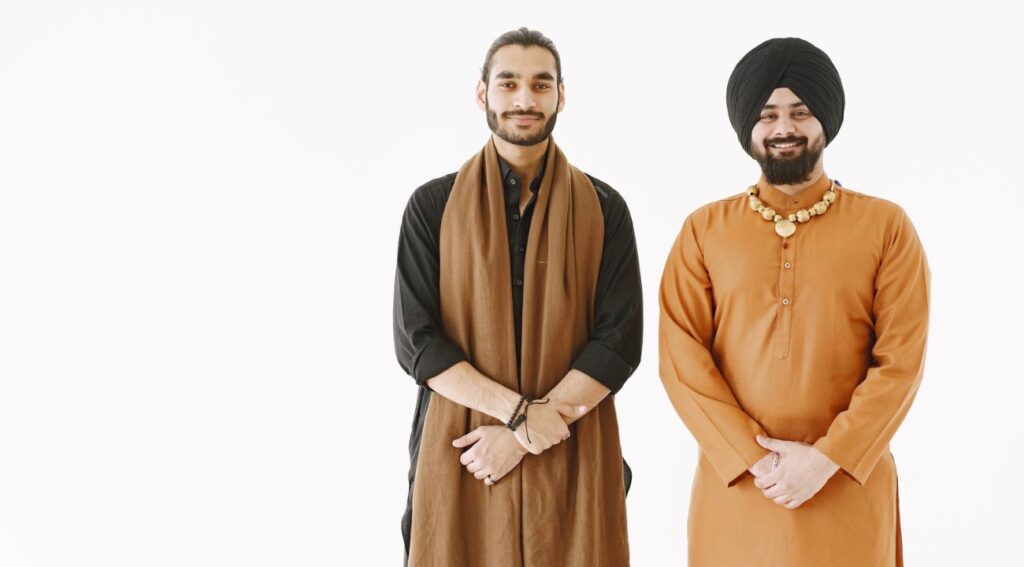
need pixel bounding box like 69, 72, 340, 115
749, 196, 761, 210
796, 209, 810, 222
761, 208, 775, 220
813, 202, 827, 215
824, 191, 836, 203
788, 214, 797, 222
773, 214, 783, 222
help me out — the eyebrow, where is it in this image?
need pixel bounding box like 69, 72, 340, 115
761, 102, 808, 110
494, 71, 557, 81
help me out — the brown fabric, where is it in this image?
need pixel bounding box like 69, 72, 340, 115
659, 174, 929, 566
407, 139, 628, 566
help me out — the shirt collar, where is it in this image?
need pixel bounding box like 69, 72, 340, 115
497, 153, 548, 194
755, 172, 833, 212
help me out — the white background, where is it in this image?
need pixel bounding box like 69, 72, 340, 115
1, 1, 1021, 565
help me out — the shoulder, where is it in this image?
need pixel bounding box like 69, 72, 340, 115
402, 172, 458, 223
835, 184, 912, 228
584, 172, 630, 216
407, 172, 457, 210
685, 191, 748, 229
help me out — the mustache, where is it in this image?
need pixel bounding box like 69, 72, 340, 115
765, 135, 808, 147
502, 110, 545, 119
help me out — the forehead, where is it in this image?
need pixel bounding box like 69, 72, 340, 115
763, 87, 804, 107
487, 45, 557, 80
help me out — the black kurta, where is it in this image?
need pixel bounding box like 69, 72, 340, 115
393, 158, 643, 555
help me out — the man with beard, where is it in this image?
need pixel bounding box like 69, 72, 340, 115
658, 38, 929, 566
393, 28, 641, 567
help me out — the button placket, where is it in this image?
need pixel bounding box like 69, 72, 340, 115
774, 235, 797, 359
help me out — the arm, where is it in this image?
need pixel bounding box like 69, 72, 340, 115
393, 177, 467, 385
393, 180, 525, 427
812, 208, 930, 485
532, 184, 642, 430
659, 213, 769, 487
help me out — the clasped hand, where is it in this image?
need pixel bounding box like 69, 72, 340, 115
452, 401, 585, 486
748, 435, 840, 509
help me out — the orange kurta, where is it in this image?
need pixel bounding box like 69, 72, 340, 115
659, 174, 929, 566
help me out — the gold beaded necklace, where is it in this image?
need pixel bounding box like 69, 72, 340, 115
746, 180, 837, 238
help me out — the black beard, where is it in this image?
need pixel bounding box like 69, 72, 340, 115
753, 136, 824, 185
485, 97, 558, 147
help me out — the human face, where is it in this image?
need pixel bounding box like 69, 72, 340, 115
750, 88, 825, 185
476, 45, 565, 147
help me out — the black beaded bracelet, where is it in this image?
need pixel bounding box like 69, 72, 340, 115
506, 395, 528, 431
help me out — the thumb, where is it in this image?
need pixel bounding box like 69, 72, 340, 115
452, 427, 483, 448
555, 403, 587, 418
756, 434, 786, 452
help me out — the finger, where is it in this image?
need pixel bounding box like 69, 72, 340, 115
785, 498, 802, 509
466, 460, 483, 473
764, 484, 788, 498
555, 404, 588, 418
453, 428, 484, 448
459, 449, 477, 466
473, 469, 490, 480
773, 494, 791, 506
756, 469, 782, 488
756, 435, 787, 453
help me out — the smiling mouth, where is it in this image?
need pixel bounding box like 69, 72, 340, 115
768, 140, 804, 149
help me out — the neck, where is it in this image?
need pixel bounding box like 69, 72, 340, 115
492, 135, 549, 181
771, 159, 826, 196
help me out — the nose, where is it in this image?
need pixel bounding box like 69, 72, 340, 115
512, 86, 536, 110
772, 115, 796, 138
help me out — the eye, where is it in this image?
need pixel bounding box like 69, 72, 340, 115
794, 110, 810, 118
499, 81, 515, 89
536, 83, 551, 90
760, 113, 777, 121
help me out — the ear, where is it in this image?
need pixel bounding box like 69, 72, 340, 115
476, 80, 487, 111
556, 82, 566, 113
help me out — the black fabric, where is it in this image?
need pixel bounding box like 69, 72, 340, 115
394, 161, 642, 560
726, 37, 845, 155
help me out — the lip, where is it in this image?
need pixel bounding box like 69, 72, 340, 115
769, 142, 804, 151
507, 115, 540, 125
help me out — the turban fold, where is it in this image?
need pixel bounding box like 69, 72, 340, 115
726, 37, 844, 155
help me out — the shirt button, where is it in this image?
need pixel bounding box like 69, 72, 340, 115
782, 297, 791, 305
518, 245, 525, 253
510, 178, 517, 185
782, 242, 789, 249
512, 213, 520, 220
784, 262, 792, 269
515, 279, 523, 286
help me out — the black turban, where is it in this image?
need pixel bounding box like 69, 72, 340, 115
726, 37, 845, 155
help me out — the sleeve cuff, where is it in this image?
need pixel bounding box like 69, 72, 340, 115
813, 437, 868, 486
412, 339, 466, 387
571, 341, 634, 394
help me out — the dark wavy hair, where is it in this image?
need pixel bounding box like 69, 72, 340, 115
480, 27, 562, 84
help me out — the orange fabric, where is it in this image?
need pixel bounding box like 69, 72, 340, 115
659, 174, 929, 566
408, 139, 629, 566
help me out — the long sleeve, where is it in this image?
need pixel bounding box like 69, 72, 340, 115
659, 213, 768, 487
813, 208, 930, 485
571, 181, 643, 394
393, 175, 466, 386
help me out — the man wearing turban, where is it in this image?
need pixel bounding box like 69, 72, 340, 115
659, 37, 929, 566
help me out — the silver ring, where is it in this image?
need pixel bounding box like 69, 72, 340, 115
486, 474, 494, 484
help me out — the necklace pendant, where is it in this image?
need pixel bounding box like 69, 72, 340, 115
775, 219, 796, 238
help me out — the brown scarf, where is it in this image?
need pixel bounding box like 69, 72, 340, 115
407, 139, 629, 566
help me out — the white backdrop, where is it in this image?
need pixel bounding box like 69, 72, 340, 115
1, 1, 1021, 565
